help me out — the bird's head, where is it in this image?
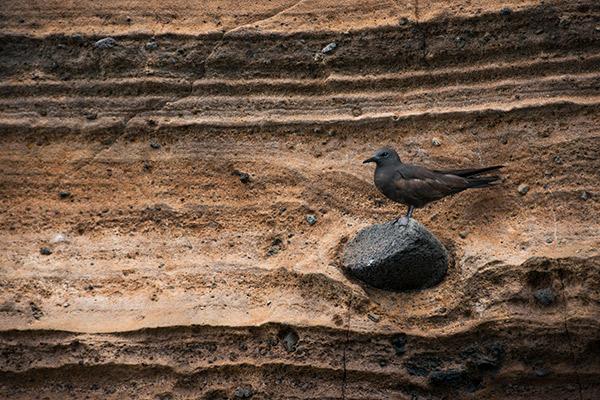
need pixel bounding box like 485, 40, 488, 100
363, 147, 401, 166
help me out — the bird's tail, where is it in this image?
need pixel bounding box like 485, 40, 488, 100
467, 175, 502, 188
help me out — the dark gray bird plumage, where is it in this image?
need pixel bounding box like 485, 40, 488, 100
363, 147, 503, 224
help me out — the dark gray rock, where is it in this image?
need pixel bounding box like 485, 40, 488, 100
279, 328, 299, 352
30, 302, 43, 319
93, 37, 117, 49
84, 111, 97, 120
305, 214, 317, 225
234, 385, 254, 398
343, 219, 448, 291
232, 170, 251, 184
517, 183, 529, 195
40, 247, 52, 255
321, 42, 337, 54
266, 237, 283, 256
391, 333, 407, 356
534, 367, 551, 377
404, 354, 443, 376
429, 368, 482, 392
429, 368, 469, 386
146, 40, 159, 50
367, 313, 380, 322
533, 287, 556, 306
461, 343, 504, 373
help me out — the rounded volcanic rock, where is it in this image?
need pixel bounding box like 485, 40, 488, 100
343, 219, 448, 291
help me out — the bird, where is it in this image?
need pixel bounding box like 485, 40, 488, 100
363, 147, 503, 225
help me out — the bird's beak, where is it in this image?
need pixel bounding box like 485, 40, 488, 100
363, 157, 376, 164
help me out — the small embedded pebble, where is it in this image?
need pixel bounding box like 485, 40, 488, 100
534, 287, 556, 306
281, 329, 299, 352
146, 41, 159, 50
50, 233, 67, 244
580, 191, 591, 200
30, 302, 43, 319
305, 214, 317, 225
321, 42, 337, 54
545, 237, 553, 244
150, 142, 161, 149
431, 138, 442, 147
40, 247, 52, 255
266, 238, 283, 256
398, 17, 409, 25
234, 385, 254, 399
558, 18, 570, 28
232, 170, 251, 183
239, 173, 251, 183
517, 184, 529, 195
500, 7, 512, 16
368, 313, 380, 323
93, 37, 117, 49
391, 334, 407, 356
553, 155, 562, 164
459, 231, 468, 239
59, 191, 71, 199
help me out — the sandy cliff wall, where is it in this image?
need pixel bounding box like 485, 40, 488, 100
1, 0, 599, 399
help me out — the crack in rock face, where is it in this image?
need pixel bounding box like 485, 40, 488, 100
342, 219, 448, 291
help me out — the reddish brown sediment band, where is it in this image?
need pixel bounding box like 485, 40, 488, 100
1, 0, 599, 398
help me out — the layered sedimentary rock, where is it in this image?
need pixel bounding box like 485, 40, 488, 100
1, 0, 599, 399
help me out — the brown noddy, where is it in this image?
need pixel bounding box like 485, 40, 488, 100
363, 147, 503, 225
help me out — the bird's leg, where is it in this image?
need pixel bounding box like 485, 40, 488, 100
396, 206, 415, 226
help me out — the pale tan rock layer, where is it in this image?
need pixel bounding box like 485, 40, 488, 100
1, 0, 599, 399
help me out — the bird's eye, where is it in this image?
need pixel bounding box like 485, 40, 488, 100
380, 152, 389, 157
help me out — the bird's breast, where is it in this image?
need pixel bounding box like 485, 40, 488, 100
374, 167, 411, 205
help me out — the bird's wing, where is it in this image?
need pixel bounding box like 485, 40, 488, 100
392, 164, 469, 204
433, 165, 504, 177
395, 164, 440, 180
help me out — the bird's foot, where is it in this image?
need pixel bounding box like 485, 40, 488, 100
395, 216, 410, 226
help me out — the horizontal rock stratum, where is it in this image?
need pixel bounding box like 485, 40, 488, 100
1, 0, 599, 399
